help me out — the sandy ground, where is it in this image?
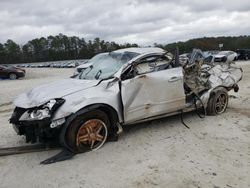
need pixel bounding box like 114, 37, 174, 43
0, 63, 249, 188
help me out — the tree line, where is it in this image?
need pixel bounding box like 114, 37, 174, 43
161, 35, 250, 53
0, 34, 249, 64
0, 33, 138, 64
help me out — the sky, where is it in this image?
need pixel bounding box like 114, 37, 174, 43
0, 0, 250, 45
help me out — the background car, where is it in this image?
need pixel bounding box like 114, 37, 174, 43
236, 49, 250, 60
213, 51, 238, 62
0, 65, 26, 80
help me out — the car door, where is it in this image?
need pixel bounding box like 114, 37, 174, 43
121, 55, 186, 124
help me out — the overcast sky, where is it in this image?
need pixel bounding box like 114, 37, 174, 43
0, 0, 249, 45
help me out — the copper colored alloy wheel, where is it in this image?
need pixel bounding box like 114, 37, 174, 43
215, 93, 228, 114
76, 119, 108, 151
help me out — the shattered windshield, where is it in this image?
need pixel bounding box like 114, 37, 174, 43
188, 49, 204, 65
78, 51, 139, 80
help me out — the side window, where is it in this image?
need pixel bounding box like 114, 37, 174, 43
121, 65, 135, 80
135, 55, 172, 75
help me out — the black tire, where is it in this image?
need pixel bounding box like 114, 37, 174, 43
9, 73, 17, 80
207, 88, 228, 115
63, 110, 110, 153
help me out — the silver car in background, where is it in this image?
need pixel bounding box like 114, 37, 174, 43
213, 51, 238, 62
10, 47, 242, 153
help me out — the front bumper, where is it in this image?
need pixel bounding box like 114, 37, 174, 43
16, 71, 25, 78
12, 119, 62, 143
10, 107, 62, 143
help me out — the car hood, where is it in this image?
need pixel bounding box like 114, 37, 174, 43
14, 78, 100, 108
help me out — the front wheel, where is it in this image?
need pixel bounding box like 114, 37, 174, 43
207, 88, 228, 115
63, 110, 110, 153
9, 73, 17, 80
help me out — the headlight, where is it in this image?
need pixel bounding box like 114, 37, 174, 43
19, 99, 65, 121
29, 108, 50, 120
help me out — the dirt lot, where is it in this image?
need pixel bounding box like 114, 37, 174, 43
0, 62, 249, 188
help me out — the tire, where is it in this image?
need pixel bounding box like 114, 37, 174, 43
9, 73, 17, 80
207, 88, 228, 115
63, 110, 110, 153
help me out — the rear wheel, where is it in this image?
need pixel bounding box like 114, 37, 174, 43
207, 88, 228, 115
64, 110, 110, 153
9, 73, 17, 80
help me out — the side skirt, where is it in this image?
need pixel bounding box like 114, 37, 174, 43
123, 106, 196, 126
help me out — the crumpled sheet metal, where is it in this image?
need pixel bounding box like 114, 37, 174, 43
196, 62, 242, 108
183, 60, 208, 95
183, 54, 242, 95
207, 64, 242, 88
183, 49, 242, 96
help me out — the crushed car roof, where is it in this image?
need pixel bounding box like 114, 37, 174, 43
114, 47, 165, 55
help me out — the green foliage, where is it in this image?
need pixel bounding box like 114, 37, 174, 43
0, 34, 249, 64
0, 33, 138, 64
163, 36, 250, 54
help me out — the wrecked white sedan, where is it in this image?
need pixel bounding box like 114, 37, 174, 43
10, 47, 243, 153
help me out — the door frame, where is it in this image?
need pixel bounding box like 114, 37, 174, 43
120, 54, 186, 124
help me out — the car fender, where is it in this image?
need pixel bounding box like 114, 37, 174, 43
52, 80, 123, 122
58, 103, 121, 150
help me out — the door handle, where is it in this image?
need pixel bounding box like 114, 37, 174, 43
168, 76, 181, 82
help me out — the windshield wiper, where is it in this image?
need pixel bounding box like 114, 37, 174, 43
95, 70, 102, 79
85, 65, 93, 75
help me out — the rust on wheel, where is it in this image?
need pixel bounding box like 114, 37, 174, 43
76, 119, 108, 151
215, 93, 228, 114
